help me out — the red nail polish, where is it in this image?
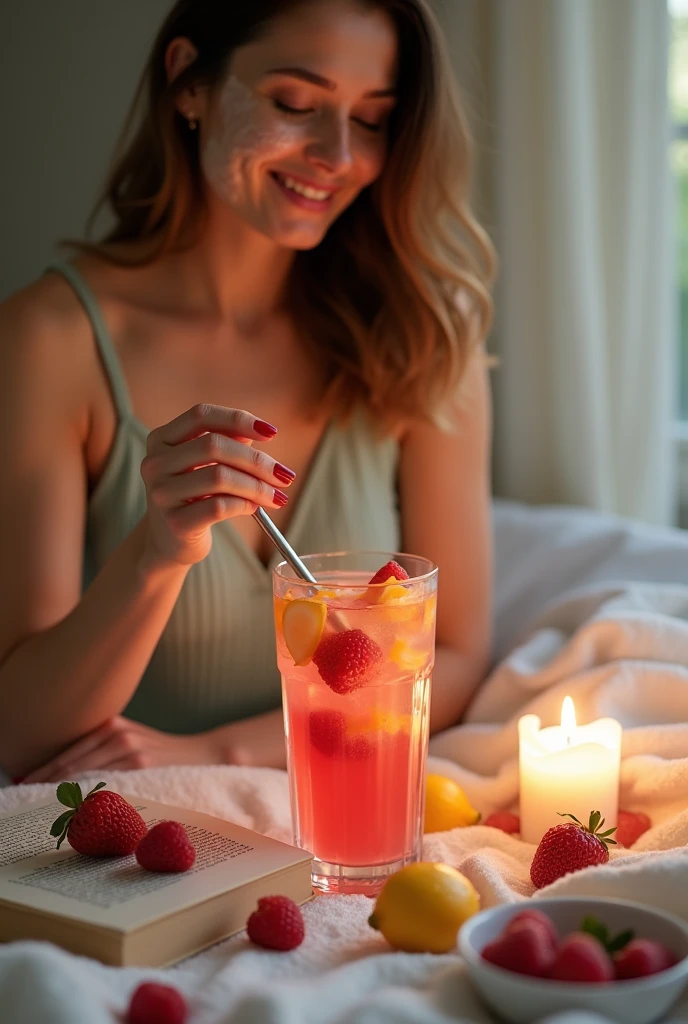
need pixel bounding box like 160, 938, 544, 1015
12, 776, 25, 785
274, 463, 296, 485
254, 419, 278, 438
273, 488, 289, 507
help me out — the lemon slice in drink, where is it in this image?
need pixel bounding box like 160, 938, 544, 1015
389, 639, 427, 671
371, 578, 419, 623
282, 599, 327, 666
378, 582, 408, 603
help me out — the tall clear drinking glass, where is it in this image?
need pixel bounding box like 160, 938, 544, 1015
273, 552, 437, 895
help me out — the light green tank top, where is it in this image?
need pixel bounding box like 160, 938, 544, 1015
48, 262, 401, 734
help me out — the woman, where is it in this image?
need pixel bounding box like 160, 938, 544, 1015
0, 0, 494, 782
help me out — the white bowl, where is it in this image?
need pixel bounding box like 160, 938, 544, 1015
458, 897, 688, 1024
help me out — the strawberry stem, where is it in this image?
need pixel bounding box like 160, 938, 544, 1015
557, 810, 617, 847
581, 915, 634, 953
50, 781, 108, 849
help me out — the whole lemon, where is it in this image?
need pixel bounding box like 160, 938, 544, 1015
368, 862, 480, 953
424, 774, 480, 833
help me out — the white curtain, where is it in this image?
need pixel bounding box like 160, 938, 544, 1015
435, 0, 676, 525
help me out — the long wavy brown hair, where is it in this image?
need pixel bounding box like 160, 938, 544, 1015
73, 0, 495, 431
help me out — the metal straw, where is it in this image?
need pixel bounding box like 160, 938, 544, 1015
253, 507, 317, 583
253, 507, 348, 630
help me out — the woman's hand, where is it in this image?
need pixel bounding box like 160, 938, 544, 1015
141, 404, 295, 568
18, 716, 226, 783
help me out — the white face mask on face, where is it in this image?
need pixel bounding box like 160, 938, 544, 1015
201, 74, 304, 209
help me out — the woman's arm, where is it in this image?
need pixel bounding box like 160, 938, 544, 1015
18, 707, 288, 783
208, 707, 287, 769
0, 289, 193, 777
398, 348, 493, 732
0, 284, 292, 779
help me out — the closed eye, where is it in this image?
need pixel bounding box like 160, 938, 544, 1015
354, 118, 384, 132
273, 99, 313, 116
273, 99, 384, 132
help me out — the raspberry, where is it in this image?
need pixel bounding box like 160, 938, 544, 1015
246, 895, 305, 951
312, 629, 383, 694
309, 710, 346, 756
614, 938, 678, 979
530, 811, 616, 889
126, 981, 188, 1024
615, 810, 652, 848
368, 560, 409, 585
481, 918, 557, 977
344, 734, 374, 759
484, 812, 521, 835
308, 711, 374, 759
50, 782, 147, 857
550, 932, 614, 983
135, 821, 196, 873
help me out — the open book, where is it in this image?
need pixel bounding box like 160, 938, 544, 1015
0, 793, 313, 967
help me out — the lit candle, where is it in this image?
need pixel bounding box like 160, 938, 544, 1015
518, 697, 622, 845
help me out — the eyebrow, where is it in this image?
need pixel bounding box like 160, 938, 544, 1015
263, 67, 396, 99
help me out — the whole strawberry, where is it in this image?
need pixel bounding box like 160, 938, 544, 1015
481, 918, 557, 977
530, 811, 617, 889
136, 821, 196, 873
614, 938, 678, 979
505, 909, 559, 952
615, 810, 652, 848
312, 628, 383, 694
484, 811, 521, 835
550, 932, 614, 983
368, 560, 410, 585
126, 981, 188, 1024
247, 895, 305, 951
50, 781, 147, 856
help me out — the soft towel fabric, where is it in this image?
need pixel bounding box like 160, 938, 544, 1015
3, 576, 688, 1023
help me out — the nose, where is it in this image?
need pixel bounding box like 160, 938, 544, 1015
305, 112, 354, 177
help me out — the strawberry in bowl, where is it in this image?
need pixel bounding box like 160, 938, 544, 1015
459, 897, 688, 1024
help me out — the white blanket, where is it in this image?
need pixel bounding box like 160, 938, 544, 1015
3, 502, 688, 1024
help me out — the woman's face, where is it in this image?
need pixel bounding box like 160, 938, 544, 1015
198, 0, 398, 249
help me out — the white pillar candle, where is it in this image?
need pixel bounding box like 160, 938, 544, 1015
518, 697, 622, 845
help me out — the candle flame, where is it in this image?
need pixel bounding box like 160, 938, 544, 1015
561, 696, 576, 744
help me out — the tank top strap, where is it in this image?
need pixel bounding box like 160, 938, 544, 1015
46, 261, 134, 422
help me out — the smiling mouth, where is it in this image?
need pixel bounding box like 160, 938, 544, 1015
270, 171, 338, 204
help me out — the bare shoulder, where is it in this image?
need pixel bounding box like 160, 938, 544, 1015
0, 270, 97, 430
0, 269, 90, 352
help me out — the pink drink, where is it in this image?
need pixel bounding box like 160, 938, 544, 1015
273, 553, 437, 895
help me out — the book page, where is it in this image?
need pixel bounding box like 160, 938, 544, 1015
0, 796, 311, 933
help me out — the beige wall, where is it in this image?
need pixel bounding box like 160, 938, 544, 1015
0, 0, 171, 300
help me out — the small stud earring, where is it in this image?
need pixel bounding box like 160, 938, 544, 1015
188, 117, 198, 131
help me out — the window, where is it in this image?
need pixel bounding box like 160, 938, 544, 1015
670, 0, 688, 417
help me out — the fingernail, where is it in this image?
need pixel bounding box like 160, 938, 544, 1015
273, 488, 289, 507
12, 776, 25, 785
273, 463, 296, 485
254, 419, 278, 438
